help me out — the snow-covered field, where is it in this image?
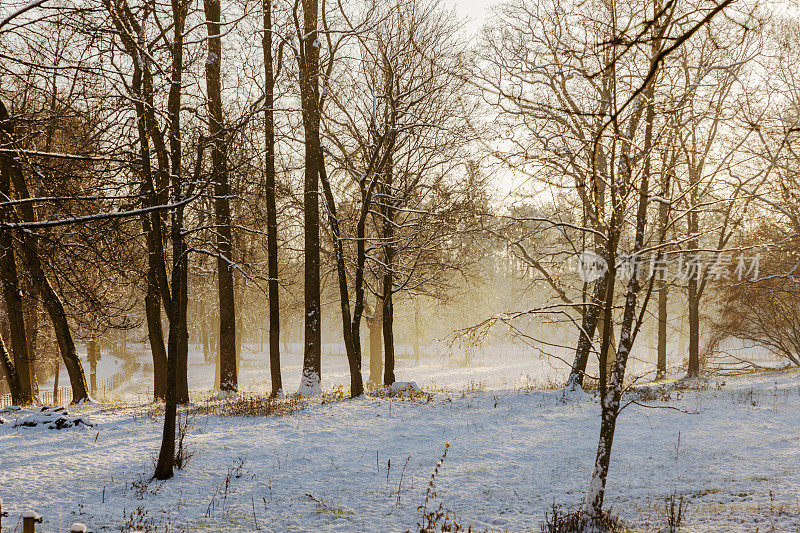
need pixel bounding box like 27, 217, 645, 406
1, 347, 799, 532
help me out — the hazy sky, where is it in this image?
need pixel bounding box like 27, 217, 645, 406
441, 0, 499, 35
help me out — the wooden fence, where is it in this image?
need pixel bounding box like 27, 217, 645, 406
0, 361, 137, 408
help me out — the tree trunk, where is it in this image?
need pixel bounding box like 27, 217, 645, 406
368, 303, 382, 387
298, 0, 322, 393
177, 238, 189, 404
52, 360, 59, 405
318, 156, 364, 397
202, 311, 210, 364
686, 192, 699, 378
0, 228, 33, 405
687, 278, 700, 377
25, 295, 39, 396
88, 338, 98, 396
204, 0, 237, 394
656, 281, 668, 380
599, 311, 617, 384
0, 335, 23, 405
382, 262, 395, 386
566, 276, 607, 390
583, 23, 659, 514
145, 225, 168, 400
155, 0, 188, 479
0, 104, 33, 405
262, 0, 283, 398
381, 186, 396, 387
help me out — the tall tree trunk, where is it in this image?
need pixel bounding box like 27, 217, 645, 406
566, 276, 607, 390
25, 295, 39, 396
599, 311, 617, 384
0, 213, 33, 406
413, 300, 420, 363
202, 310, 210, 363
204, 0, 237, 394
582, 19, 660, 513
262, 0, 283, 398
52, 359, 59, 404
686, 198, 700, 377
155, 0, 188, 480
0, 335, 23, 405
656, 282, 668, 380
146, 267, 168, 401
368, 302, 382, 387
655, 168, 671, 381
0, 103, 33, 405
382, 240, 395, 386
318, 156, 364, 397
177, 234, 189, 403
298, 0, 322, 394
1, 100, 88, 403
139, 122, 168, 400
687, 276, 700, 377
88, 338, 99, 396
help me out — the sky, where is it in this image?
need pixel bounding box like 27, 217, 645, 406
441, 0, 499, 36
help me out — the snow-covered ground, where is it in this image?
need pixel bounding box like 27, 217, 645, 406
1, 347, 799, 532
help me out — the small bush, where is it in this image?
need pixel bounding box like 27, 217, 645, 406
663, 492, 686, 531
192, 392, 308, 417
174, 412, 195, 469
540, 503, 624, 533
417, 443, 470, 532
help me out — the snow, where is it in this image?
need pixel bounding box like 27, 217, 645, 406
11, 406, 94, 430
298, 369, 322, 397
387, 381, 421, 396
214, 389, 239, 400
40, 351, 125, 391
1, 345, 799, 531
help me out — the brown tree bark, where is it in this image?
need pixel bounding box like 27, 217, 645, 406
155, 0, 189, 480
583, 16, 662, 513
382, 183, 396, 387
0, 100, 88, 403
0, 182, 33, 405
88, 338, 99, 396
204, 0, 237, 394
0, 335, 23, 405
318, 156, 364, 397
566, 278, 607, 390
263, 0, 283, 397
367, 301, 382, 387
298, 0, 322, 392
24, 294, 39, 396
145, 255, 168, 399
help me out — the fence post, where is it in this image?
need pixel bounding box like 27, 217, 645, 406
0, 498, 7, 530
22, 511, 42, 533
70, 522, 88, 533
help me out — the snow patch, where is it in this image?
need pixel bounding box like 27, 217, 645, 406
214, 389, 239, 400
13, 406, 94, 430
560, 383, 591, 402
388, 381, 421, 397
298, 370, 321, 397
